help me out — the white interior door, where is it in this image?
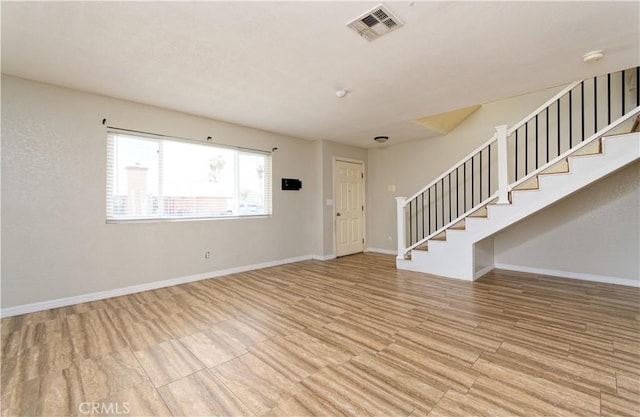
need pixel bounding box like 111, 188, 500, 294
335, 160, 364, 257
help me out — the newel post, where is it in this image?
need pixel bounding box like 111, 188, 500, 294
495, 124, 510, 205
396, 196, 407, 260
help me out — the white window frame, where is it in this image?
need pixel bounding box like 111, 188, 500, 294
106, 130, 272, 222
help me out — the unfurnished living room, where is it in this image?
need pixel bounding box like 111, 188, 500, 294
1, 2, 639, 417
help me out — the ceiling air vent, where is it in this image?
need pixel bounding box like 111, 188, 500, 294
347, 4, 404, 41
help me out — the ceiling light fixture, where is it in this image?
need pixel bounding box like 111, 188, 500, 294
583, 50, 604, 64
336, 89, 348, 98
374, 135, 389, 143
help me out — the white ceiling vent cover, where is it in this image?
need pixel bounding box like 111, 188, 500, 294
347, 4, 404, 41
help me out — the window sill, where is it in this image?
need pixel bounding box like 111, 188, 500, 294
106, 215, 271, 224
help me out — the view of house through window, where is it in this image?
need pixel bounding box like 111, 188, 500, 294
107, 132, 271, 221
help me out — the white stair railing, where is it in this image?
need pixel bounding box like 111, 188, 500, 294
397, 66, 640, 260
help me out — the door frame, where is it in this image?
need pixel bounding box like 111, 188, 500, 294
333, 157, 366, 257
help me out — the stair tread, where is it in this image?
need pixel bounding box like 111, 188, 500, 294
468, 206, 488, 218
512, 176, 539, 191
540, 159, 570, 175
570, 139, 602, 157
449, 219, 466, 230
485, 197, 499, 205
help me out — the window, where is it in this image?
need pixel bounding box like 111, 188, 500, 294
107, 131, 271, 221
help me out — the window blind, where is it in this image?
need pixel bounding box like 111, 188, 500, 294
107, 131, 272, 221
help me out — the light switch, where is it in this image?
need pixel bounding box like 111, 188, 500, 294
326, 199, 333, 206
388, 185, 396, 193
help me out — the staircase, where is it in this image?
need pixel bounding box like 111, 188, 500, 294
396, 66, 640, 280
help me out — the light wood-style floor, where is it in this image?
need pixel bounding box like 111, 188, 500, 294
1, 253, 639, 417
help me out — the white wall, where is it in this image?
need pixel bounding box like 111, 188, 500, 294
1, 75, 319, 309
367, 86, 564, 251
474, 237, 495, 276
494, 161, 639, 283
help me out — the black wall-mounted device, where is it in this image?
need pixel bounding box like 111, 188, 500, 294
281, 178, 302, 191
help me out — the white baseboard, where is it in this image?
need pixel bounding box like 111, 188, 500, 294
312, 254, 336, 261
315, 249, 396, 259
474, 264, 495, 280
9, 257, 631, 317
494, 263, 640, 287
365, 247, 397, 255
0, 255, 313, 318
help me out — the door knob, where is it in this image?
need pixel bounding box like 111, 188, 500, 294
336, 213, 341, 216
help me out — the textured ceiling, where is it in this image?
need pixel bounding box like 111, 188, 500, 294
2, 1, 639, 148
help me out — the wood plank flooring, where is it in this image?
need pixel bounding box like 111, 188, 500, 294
1, 253, 638, 416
